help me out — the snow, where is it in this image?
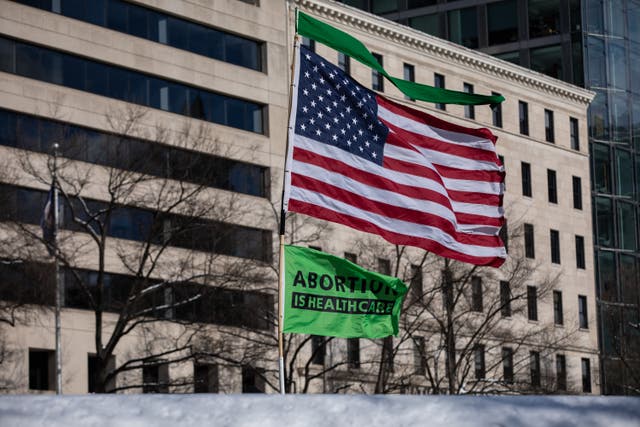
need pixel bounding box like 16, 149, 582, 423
0, 394, 639, 427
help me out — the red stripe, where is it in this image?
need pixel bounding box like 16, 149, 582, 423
377, 95, 498, 144
288, 199, 506, 268
436, 164, 505, 183
291, 173, 503, 246
383, 119, 500, 165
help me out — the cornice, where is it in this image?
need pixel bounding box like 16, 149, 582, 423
294, 0, 595, 105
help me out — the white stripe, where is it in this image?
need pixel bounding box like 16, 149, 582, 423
289, 186, 506, 258
378, 104, 496, 151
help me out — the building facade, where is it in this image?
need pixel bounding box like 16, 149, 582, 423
339, 0, 640, 395
0, 0, 598, 394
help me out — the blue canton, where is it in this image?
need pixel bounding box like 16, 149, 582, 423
295, 46, 388, 166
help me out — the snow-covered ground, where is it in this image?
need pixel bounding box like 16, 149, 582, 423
0, 394, 638, 427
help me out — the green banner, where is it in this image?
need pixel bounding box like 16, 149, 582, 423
283, 245, 407, 338
296, 11, 504, 106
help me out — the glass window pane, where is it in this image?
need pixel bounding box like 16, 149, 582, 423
587, 36, 607, 88
618, 202, 636, 250
598, 250, 616, 301
128, 4, 149, 39
530, 44, 563, 80
611, 92, 630, 143
167, 17, 188, 50
409, 14, 442, 38
631, 43, 640, 95
616, 149, 633, 196
586, 0, 605, 33
448, 7, 478, 48
609, 39, 628, 91
605, 0, 625, 37
106, 0, 128, 32
633, 100, 640, 150
620, 254, 638, 304
529, 0, 560, 38
629, 0, 640, 41
0, 37, 14, 73
596, 196, 613, 246
372, 0, 398, 14
494, 51, 520, 65
589, 90, 609, 140
488, 0, 518, 45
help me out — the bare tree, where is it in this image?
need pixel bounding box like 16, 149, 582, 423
0, 106, 272, 393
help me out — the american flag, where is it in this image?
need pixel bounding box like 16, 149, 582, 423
284, 45, 506, 267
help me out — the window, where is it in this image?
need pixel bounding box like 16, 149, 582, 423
502, 347, 514, 383
29, 349, 54, 391
301, 37, 315, 52
403, 63, 415, 101
550, 229, 561, 264
194, 363, 219, 393
556, 354, 567, 391
378, 258, 391, 275
572, 176, 582, 210
544, 109, 555, 142
529, 0, 560, 38
242, 366, 265, 393
471, 276, 483, 312
344, 252, 357, 264
311, 335, 326, 365
488, 0, 518, 45
474, 345, 486, 379
530, 351, 541, 387
448, 7, 478, 48
575, 235, 585, 269
570, 117, 580, 150
409, 14, 442, 38
492, 92, 503, 127
0, 36, 265, 134
524, 223, 535, 259
410, 265, 423, 302
338, 52, 350, 75
579, 295, 589, 329
372, 53, 384, 91
553, 291, 564, 325
383, 336, 394, 372
13, 0, 264, 71
500, 281, 511, 317
88, 354, 115, 393
581, 358, 591, 393
463, 83, 475, 119
521, 162, 532, 197
527, 286, 538, 321
547, 169, 557, 203
142, 360, 169, 393
414, 336, 426, 375
347, 338, 360, 368
519, 101, 529, 135
530, 44, 563, 79
434, 73, 446, 110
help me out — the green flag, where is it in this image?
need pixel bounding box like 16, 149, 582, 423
296, 11, 504, 106
283, 245, 407, 338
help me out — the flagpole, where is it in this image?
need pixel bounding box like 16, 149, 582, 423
52, 142, 62, 395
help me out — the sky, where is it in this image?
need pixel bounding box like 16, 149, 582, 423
0, 394, 639, 427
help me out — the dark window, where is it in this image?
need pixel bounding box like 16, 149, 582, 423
88, 354, 115, 393
502, 347, 514, 384
372, 0, 398, 13
575, 235, 585, 269
242, 366, 265, 393
527, 286, 538, 321
0, 36, 265, 133
572, 176, 582, 210
529, 0, 560, 38
524, 223, 535, 259
383, 336, 394, 372
581, 358, 591, 393
492, 92, 503, 127
463, 83, 475, 119
448, 7, 478, 48
434, 73, 446, 110
499, 217, 509, 253
593, 143, 611, 193
344, 252, 357, 264
578, 295, 589, 329
15, 0, 264, 71
409, 14, 442, 38
194, 363, 219, 393
530, 351, 541, 387
410, 265, 423, 302
596, 197, 614, 247
545, 109, 555, 142
519, 101, 529, 135
471, 276, 483, 312
521, 162, 532, 197
403, 63, 415, 101
530, 44, 563, 80
372, 53, 384, 91
553, 290, 564, 325
547, 169, 557, 203
414, 336, 426, 375
338, 52, 350, 75
347, 338, 360, 368
301, 37, 315, 53
488, 0, 518, 45
550, 229, 561, 264
500, 281, 511, 317
142, 360, 169, 393
570, 117, 580, 150
474, 344, 485, 379
311, 335, 326, 365
29, 349, 54, 391
556, 354, 567, 391
378, 258, 391, 275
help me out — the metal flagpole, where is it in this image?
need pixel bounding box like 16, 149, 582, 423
52, 142, 62, 395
